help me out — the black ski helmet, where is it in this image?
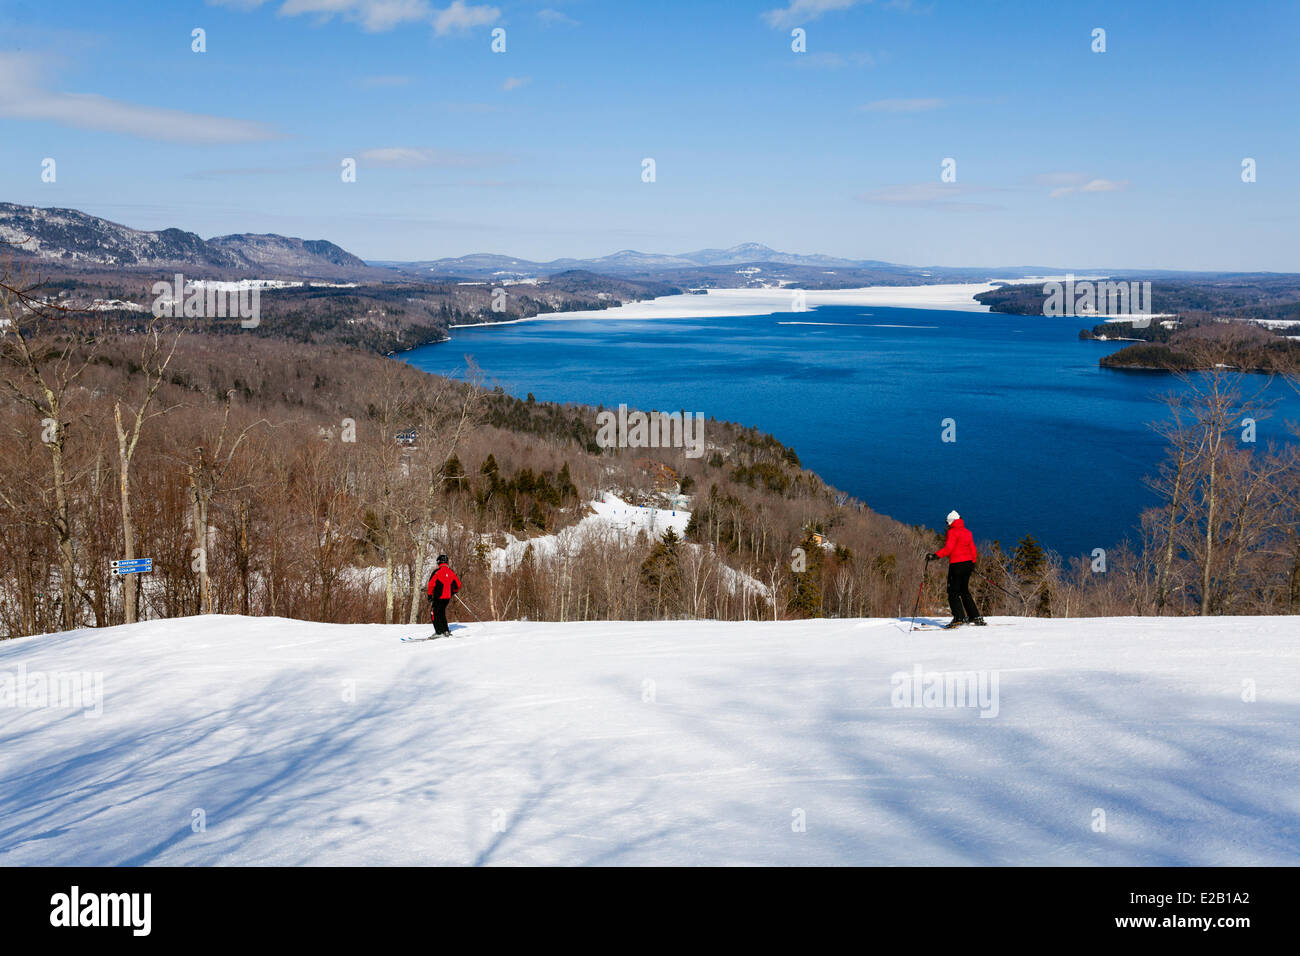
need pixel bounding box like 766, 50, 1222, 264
436, 554, 449, 564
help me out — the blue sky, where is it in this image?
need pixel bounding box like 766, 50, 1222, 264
1, 0, 1297, 269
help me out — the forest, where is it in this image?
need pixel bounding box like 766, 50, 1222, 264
3, 262, 1300, 638
977, 274, 1300, 323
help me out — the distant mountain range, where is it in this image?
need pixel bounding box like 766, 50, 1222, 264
0, 202, 369, 277
9, 201, 1260, 287
384, 243, 909, 279
0, 204, 1005, 284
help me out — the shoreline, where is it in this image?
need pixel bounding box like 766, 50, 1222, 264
448, 278, 1088, 330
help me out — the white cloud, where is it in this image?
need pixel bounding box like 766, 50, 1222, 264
212, 0, 498, 35
763, 0, 864, 29
218, 0, 430, 31
1031, 172, 1130, 198
1077, 178, 1128, 193
537, 8, 578, 26
860, 97, 943, 112
501, 76, 530, 91
432, 0, 499, 35
0, 51, 276, 143
359, 146, 511, 167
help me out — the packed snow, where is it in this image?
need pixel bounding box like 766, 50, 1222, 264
2, 613, 1296, 866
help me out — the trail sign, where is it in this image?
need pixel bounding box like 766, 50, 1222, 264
111, 558, 153, 576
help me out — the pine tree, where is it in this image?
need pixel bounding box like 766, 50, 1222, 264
1011, 534, 1045, 580
557, 462, 578, 502
1012, 534, 1052, 616
640, 528, 683, 615
788, 530, 824, 618
443, 454, 466, 492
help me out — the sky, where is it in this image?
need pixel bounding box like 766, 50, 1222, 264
1, 0, 1297, 270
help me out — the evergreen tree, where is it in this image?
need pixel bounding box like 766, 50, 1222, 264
443, 454, 466, 492
788, 530, 824, 618
557, 462, 578, 502
472, 539, 491, 574
640, 528, 683, 615
1012, 534, 1052, 616
1011, 534, 1046, 580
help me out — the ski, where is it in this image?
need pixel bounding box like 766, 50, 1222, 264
909, 623, 1010, 631
402, 629, 467, 642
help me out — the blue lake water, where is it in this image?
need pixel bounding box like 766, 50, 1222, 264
399, 305, 1300, 557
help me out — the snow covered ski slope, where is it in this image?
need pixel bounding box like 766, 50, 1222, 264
1, 614, 1297, 866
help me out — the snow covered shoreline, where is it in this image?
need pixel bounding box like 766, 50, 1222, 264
449, 279, 1076, 328
3, 613, 1296, 866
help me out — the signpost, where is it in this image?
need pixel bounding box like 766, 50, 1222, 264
112, 558, 152, 623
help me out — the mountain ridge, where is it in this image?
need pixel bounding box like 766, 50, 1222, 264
387, 242, 911, 278
0, 201, 370, 278
8, 201, 1272, 284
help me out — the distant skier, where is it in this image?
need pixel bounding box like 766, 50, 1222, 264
927, 511, 986, 629
426, 555, 462, 637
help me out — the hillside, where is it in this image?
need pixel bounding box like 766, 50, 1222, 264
0, 202, 371, 278
0, 203, 680, 350
1097, 319, 1300, 371
2, 613, 1296, 865
0, 331, 934, 638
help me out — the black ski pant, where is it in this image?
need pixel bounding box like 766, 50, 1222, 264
947, 561, 980, 622
431, 597, 451, 634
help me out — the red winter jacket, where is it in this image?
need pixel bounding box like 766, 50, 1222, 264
427, 564, 462, 600
936, 518, 978, 564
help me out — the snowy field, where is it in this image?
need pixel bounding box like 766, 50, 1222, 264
1, 614, 1297, 866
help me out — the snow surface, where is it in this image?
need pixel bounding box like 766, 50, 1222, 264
449, 283, 981, 327
2, 614, 1297, 866
450, 277, 1108, 327
489, 492, 690, 572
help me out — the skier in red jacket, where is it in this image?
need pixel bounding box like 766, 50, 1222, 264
928, 511, 986, 629
426, 554, 462, 637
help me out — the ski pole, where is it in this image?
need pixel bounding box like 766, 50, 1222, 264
455, 593, 484, 622
909, 555, 932, 632
972, 568, 1018, 599
971, 568, 1027, 612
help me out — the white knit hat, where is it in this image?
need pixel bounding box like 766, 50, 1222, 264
946, 510, 960, 525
